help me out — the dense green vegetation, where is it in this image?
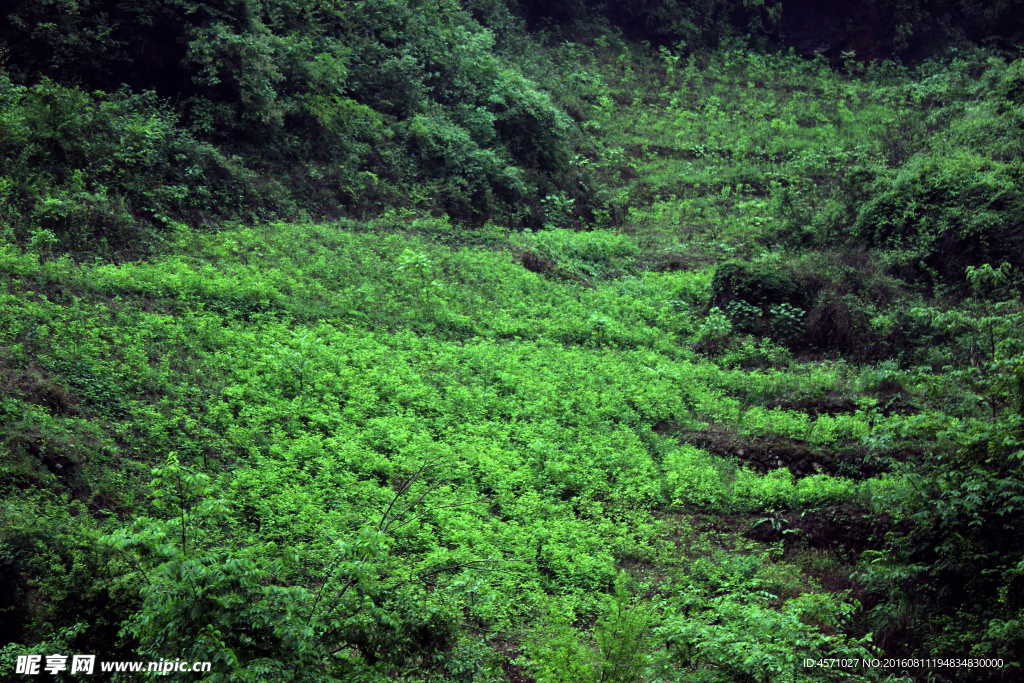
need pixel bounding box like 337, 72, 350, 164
2, 1, 1024, 681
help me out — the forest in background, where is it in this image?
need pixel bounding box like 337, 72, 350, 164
2, 0, 1024, 681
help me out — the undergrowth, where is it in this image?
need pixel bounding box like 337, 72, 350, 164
2, 14, 1024, 683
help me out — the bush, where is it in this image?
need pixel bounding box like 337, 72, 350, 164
0, 497, 137, 664
852, 153, 1024, 292
718, 336, 792, 369
662, 445, 859, 513
660, 587, 879, 682
526, 573, 657, 683
0, 73, 267, 256
405, 111, 525, 216
512, 228, 639, 279
709, 261, 808, 345
515, 0, 781, 50
1, 0, 580, 238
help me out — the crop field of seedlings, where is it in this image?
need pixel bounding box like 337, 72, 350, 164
2, 0, 1023, 680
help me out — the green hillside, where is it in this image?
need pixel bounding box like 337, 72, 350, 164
2, 1, 1024, 681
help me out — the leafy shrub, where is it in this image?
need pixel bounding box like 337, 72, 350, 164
667, 269, 714, 311
711, 261, 805, 315
526, 573, 657, 683
694, 306, 733, 355
660, 587, 878, 682
723, 299, 764, 334
491, 70, 573, 172
339, 4, 574, 216
718, 336, 792, 369
0, 73, 266, 255
768, 302, 807, 346
874, 111, 931, 168
101, 455, 477, 680
662, 445, 859, 512
710, 261, 808, 345
513, 228, 639, 279
988, 58, 1024, 107
0, 498, 134, 663
1, 0, 580, 239
855, 271, 1024, 669
856, 360, 906, 394
406, 112, 525, 215
853, 153, 1024, 291
518, 0, 781, 50
663, 445, 735, 510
